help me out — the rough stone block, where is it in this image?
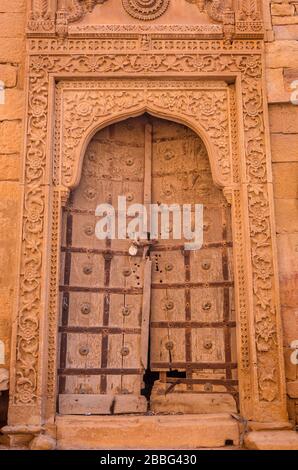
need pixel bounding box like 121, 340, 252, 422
0, 38, 24, 62
266, 68, 290, 103
271, 133, 298, 162
0, 13, 25, 38
269, 104, 298, 133
0, 65, 17, 88
271, 3, 295, 15
245, 431, 298, 450
0, 89, 24, 120
0, 154, 20, 181
0, 121, 22, 154
266, 40, 298, 68
56, 414, 240, 450
272, 162, 298, 198
0, 1, 25, 12
274, 199, 298, 233
274, 25, 298, 39
276, 233, 298, 275
272, 16, 298, 25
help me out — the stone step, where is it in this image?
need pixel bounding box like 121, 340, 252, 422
244, 431, 298, 450
56, 413, 240, 450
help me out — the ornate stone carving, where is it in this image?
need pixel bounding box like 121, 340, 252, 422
58, 81, 231, 187
10, 46, 285, 422
28, 0, 55, 32
7, 0, 286, 433
26, 1, 264, 39
66, 0, 108, 23
185, 0, 206, 13
122, 0, 170, 20
236, 0, 263, 35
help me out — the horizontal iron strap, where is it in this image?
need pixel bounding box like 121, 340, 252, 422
65, 205, 228, 216
151, 362, 238, 370
58, 368, 143, 376
59, 286, 143, 294
151, 281, 234, 289
165, 378, 238, 386
59, 326, 141, 334
163, 390, 239, 396
152, 241, 233, 251
151, 321, 236, 329
61, 247, 135, 257
61, 241, 233, 256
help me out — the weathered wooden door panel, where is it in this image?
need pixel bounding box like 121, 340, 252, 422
58, 115, 238, 415
58, 117, 149, 415
149, 117, 238, 414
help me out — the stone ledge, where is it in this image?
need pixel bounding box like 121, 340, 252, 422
244, 431, 298, 450
56, 413, 240, 450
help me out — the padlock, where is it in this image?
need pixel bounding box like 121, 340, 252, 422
128, 244, 138, 256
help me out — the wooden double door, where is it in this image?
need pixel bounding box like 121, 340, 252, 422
58, 115, 238, 415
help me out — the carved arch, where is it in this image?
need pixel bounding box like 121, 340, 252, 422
58, 82, 232, 191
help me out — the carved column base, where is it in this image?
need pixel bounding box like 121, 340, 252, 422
30, 434, 56, 450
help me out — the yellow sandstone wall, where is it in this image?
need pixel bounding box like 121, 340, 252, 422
264, 0, 298, 425
0, 0, 26, 373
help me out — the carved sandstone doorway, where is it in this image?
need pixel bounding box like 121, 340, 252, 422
58, 115, 238, 415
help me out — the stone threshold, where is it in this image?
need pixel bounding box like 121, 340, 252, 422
55, 413, 240, 450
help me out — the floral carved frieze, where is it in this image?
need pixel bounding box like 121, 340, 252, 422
26, 0, 264, 38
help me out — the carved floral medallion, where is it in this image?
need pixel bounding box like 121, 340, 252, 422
122, 0, 170, 20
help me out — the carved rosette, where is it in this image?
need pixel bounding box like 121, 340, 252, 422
122, 0, 170, 20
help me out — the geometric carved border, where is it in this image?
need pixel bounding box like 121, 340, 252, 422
8, 38, 288, 429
